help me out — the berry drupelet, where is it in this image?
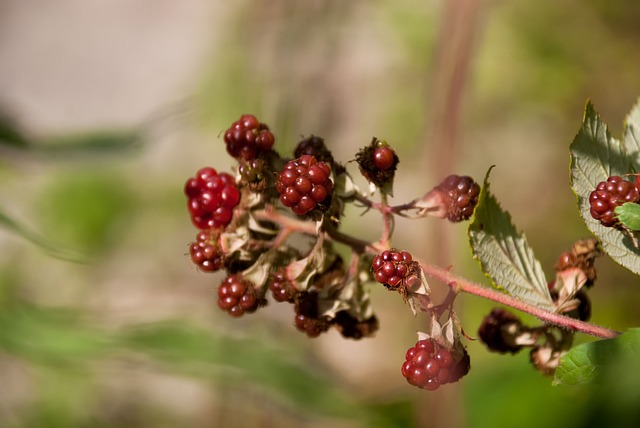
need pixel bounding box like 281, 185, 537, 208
372, 249, 415, 289
217, 274, 265, 317
276, 155, 333, 215
189, 231, 225, 272
223, 114, 275, 160
401, 339, 471, 390
589, 175, 640, 227
184, 167, 240, 230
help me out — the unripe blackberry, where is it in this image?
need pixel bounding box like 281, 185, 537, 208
217, 274, 265, 317
371, 249, 415, 289
276, 155, 333, 215
401, 339, 470, 390
589, 175, 640, 227
189, 231, 224, 272
223, 114, 275, 160
294, 135, 334, 165
478, 308, 524, 354
436, 174, 480, 222
355, 138, 398, 190
269, 270, 297, 303
184, 167, 240, 230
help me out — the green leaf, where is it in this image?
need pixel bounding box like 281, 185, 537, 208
468, 168, 555, 311
624, 97, 640, 171
570, 100, 640, 274
615, 202, 640, 231
553, 329, 640, 386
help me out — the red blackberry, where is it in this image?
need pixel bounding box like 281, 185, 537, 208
371, 249, 415, 289
589, 175, 640, 227
401, 339, 470, 390
477, 308, 524, 354
184, 167, 240, 230
373, 146, 395, 171
217, 274, 265, 317
269, 270, 297, 303
189, 231, 224, 272
275, 155, 333, 215
223, 114, 275, 160
436, 175, 480, 222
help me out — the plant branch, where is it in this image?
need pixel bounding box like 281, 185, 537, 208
419, 260, 620, 339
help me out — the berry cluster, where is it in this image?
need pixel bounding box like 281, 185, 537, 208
294, 292, 332, 338
184, 167, 240, 230
223, 114, 275, 160
371, 249, 415, 289
294, 135, 335, 165
589, 175, 640, 227
401, 339, 470, 391
276, 154, 333, 215
189, 231, 224, 272
436, 174, 481, 222
217, 274, 265, 317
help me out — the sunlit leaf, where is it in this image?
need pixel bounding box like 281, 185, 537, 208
468, 168, 555, 311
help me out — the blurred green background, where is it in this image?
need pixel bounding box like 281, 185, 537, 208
1, 1, 640, 427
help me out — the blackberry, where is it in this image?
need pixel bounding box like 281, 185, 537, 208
184, 167, 240, 230
436, 174, 480, 222
189, 231, 224, 272
217, 274, 265, 317
589, 175, 640, 227
223, 114, 275, 160
401, 339, 470, 390
275, 155, 333, 215
477, 308, 524, 354
294, 135, 334, 165
269, 270, 297, 303
371, 249, 415, 289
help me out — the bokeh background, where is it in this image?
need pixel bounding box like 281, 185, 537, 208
1, 1, 640, 427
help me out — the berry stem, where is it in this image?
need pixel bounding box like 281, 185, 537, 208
419, 260, 620, 339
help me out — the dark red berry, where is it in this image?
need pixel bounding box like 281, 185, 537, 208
373, 146, 395, 171
269, 270, 297, 303
189, 231, 224, 272
216, 274, 264, 317
184, 167, 240, 230
401, 339, 470, 390
436, 175, 480, 222
371, 249, 415, 290
223, 114, 275, 160
276, 155, 333, 215
589, 175, 639, 227
333, 311, 379, 339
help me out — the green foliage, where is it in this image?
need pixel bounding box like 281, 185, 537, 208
36, 173, 133, 255
570, 100, 640, 274
0, 207, 86, 263
615, 202, 640, 231
554, 328, 640, 386
469, 168, 555, 310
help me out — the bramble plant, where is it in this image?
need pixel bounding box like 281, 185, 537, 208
184, 101, 640, 390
